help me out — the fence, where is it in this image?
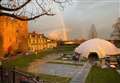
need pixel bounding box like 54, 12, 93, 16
0, 65, 43, 83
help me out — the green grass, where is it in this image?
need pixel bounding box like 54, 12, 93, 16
4, 54, 41, 68
85, 65, 120, 83
3, 45, 77, 68
1, 45, 74, 83
3, 49, 59, 68
15, 71, 71, 83
38, 73, 71, 83
57, 45, 77, 53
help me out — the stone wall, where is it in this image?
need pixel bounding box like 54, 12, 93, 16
0, 16, 28, 57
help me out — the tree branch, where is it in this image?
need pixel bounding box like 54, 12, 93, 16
35, 0, 46, 12
0, 12, 55, 21
53, 0, 67, 3
0, 0, 68, 21
0, 0, 31, 11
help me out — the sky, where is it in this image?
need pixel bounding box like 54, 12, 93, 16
29, 0, 120, 40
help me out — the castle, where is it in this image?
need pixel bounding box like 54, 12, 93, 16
0, 16, 28, 57
28, 31, 57, 53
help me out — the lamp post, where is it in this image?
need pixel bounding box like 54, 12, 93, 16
0, 57, 6, 83
0, 60, 2, 66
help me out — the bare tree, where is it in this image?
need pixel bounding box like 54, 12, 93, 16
0, 0, 70, 21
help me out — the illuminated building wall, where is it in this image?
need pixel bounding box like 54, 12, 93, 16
0, 16, 28, 57
28, 31, 57, 52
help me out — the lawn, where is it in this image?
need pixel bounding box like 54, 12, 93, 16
38, 73, 71, 83
3, 45, 77, 68
85, 65, 120, 83
16, 72, 71, 83
57, 45, 77, 53
1, 45, 74, 83
3, 48, 59, 68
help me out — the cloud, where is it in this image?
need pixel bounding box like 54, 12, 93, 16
48, 28, 70, 40
30, 0, 119, 40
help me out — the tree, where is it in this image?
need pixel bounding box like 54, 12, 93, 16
0, 0, 69, 21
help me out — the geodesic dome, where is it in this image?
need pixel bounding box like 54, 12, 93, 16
75, 38, 120, 58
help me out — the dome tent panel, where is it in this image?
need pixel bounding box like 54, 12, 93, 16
75, 38, 120, 59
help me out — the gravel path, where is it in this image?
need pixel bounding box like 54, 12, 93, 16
27, 53, 90, 83
38, 63, 82, 77
27, 53, 62, 73
70, 62, 91, 83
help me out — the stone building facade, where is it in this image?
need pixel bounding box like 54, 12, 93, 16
28, 31, 57, 52
0, 16, 28, 57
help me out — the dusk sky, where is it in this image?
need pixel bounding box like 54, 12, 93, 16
29, 0, 120, 40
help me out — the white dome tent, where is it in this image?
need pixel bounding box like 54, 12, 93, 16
75, 38, 120, 59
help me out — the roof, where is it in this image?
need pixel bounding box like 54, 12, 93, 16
75, 38, 120, 58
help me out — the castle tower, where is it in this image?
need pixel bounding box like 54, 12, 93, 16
111, 17, 120, 48
89, 24, 97, 39
0, 16, 28, 57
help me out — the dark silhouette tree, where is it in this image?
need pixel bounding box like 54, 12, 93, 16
0, 0, 70, 21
